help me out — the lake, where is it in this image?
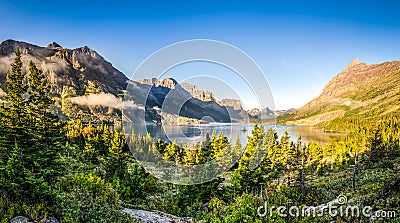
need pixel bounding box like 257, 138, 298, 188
143, 123, 345, 146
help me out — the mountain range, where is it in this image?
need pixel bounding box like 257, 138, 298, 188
0, 40, 263, 124
3, 39, 396, 127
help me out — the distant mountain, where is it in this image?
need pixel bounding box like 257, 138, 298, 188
132, 78, 256, 123
129, 78, 239, 123
247, 108, 261, 117
217, 99, 253, 121
246, 107, 291, 120
181, 82, 215, 102
180, 82, 251, 121
282, 58, 400, 125
275, 108, 296, 117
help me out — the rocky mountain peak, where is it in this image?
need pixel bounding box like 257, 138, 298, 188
0, 39, 128, 96
0, 39, 57, 57
0, 39, 130, 123
155, 78, 178, 89
343, 58, 368, 72
73, 45, 98, 58
247, 108, 261, 117
1, 39, 16, 46
350, 58, 360, 65
0, 39, 28, 55
181, 82, 215, 102
80, 46, 91, 53
137, 78, 179, 89
47, 42, 62, 49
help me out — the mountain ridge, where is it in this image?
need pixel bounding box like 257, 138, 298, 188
126, 77, 252, 123
0, 39, 128, 95
282, 58, 400, 126
0, 39, 129, 123
0, 39, 258, 124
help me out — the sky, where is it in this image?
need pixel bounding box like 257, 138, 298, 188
1, 0, 400, 109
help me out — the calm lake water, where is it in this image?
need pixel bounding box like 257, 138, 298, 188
143, 124, 345, 146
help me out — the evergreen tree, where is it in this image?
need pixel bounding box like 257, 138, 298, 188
197, 132, 212, 164
164, 139, 182, 164
106, 131, 125, 178
211, 132, 229, 165
307, 141, 323, 174
0, 50, 32, 200
265, 130, 280, 169
0, 49, 30, 154
280, 131, 297, 186
233, 125, 265, 193
0, 143, 23, 196
295, 136, 308, 193
27, 60, 65, 183
0, 53, 64, 203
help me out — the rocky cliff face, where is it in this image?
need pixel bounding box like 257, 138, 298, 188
181, 82, 215, 101
285, 58, 400, 125
137, 78, 179, 89
219, 99, 242, 110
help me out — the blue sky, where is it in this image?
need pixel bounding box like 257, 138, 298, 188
1, 0, 400, 109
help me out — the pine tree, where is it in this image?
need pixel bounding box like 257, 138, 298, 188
212, 132, 229, 161
164, 139, 181, 164
0, 50, 32, 200
183, 143, 197, 166
100, 124, 113, 154
279, 131, 297, 186
0, 53, 64, 203
107, 131, 125, 175
307, 141, 323, 174
197, 132, 212, 164
0, 49, 30, 152
0, 143, 23, 197
266, 128, 281, 170
295, 136, 308, 193
233, 125, 266, 193
27, 60, 65, 183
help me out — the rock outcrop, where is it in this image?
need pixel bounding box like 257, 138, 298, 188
10, 216, 60, 223
123, 208, 193, 223
10, 216, 32, 223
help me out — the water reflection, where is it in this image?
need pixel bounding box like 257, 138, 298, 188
141, 124, 345, 145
